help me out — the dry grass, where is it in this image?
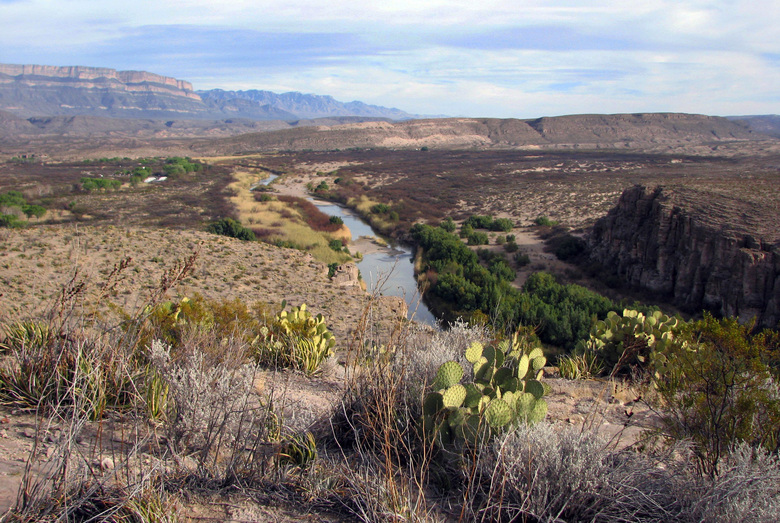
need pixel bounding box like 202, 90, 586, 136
227, 168, 352, 264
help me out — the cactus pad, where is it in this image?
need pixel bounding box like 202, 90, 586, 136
465, 342, 484, 364
525, 379, 545, 399
517, 354, 530, 380
434, 361, 464, 390
484, 399, 512, 428
442, 384, 467, 408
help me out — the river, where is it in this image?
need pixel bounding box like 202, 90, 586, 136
312, 200, 438, 327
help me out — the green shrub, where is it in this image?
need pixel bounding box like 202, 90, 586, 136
370, 203, 390, 214
329, 239, 343, 251
514, 251, 530, 266
22, 204, 46, 219
490, 217, 514, 232
467, 231, 489, 245
534, 216, 559, 227
554, 235, 587, 261
0, 190, 26, 207
206, 218, 256, 241
651, 314, 780, 476
329, 215, 344, 226
0, 214, 25, 228
80, 177, 121, 191
440, 217, 456, 233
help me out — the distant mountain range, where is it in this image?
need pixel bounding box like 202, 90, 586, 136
0, 63, 417, 121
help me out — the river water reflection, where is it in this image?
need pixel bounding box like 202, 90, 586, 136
313, 201, 438, 327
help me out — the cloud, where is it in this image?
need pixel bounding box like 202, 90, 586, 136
0, 1, 778, 117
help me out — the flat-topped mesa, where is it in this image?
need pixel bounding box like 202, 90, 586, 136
0, 63, 198, 99
588, 185, 780, 328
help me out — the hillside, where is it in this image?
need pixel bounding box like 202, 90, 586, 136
193, 113, 777, 156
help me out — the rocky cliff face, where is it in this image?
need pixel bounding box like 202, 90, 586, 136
588, 185, 780, 327
0, 63, 197, 98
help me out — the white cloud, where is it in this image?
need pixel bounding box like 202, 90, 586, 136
0, 0, 778, 116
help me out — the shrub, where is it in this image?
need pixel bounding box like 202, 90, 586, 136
504, 240, 519, 253
370, 203, 390, 214
467, 231, 489, 245
329, 239, 343, 251
478, 423, 687, 521
489, 217, 514, 232
22, 204, 46, 219
0, 190, 26, 207
513, 251, 530, 266
464, 215, 493, 229
0, 213, 25, 228
651, 314, 780, 476
80, 177, 121, 191
329, 215, 344, 226
534, 215, 559, 226
440, 217, 456, 233
206, 217, 256, 241
554, 234, 587, 261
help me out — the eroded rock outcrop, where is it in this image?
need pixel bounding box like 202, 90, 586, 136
0, 63, 197, 97
588, 185, 780, 327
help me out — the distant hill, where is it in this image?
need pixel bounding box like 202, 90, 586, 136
199, 89, 416, 121
0, 62, 415, 121
194, 113, 773, 155
727, 115, 780, 138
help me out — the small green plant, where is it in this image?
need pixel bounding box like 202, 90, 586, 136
0, 320, 52, 353
422, 330, 549, 447
557, 352, 604, 380
277, 431, 318, 470
576, 309, 681, 375
252, 303, 336, 376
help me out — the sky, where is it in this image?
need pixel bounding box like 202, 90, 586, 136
1, 0, 779, 118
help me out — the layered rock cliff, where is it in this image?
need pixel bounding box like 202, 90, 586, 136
588, 185, 780, 327
0, 63, 205, 118
0, 63, 196, 94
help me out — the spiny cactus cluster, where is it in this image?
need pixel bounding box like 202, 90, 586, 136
422, 331, 549, 446
254, 302, 336, 375
575, 309, 682, 374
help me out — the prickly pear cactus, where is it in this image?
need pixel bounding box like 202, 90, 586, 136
575, 309, 683, 375
422, 330, 550, 447
253, 303, 336, 375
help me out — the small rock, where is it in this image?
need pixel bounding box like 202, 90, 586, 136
45, 446, 56, 459
99, 457, 114, 471
0, 429, 8, 439
22, 429, 37, 439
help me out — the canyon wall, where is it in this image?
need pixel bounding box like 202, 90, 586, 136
588, 185, 780, 327
0, 63, 197, 97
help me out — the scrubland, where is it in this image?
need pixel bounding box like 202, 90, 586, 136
0, 151, 778, 521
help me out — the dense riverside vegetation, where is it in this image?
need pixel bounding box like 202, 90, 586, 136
411, 223, 641, 349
